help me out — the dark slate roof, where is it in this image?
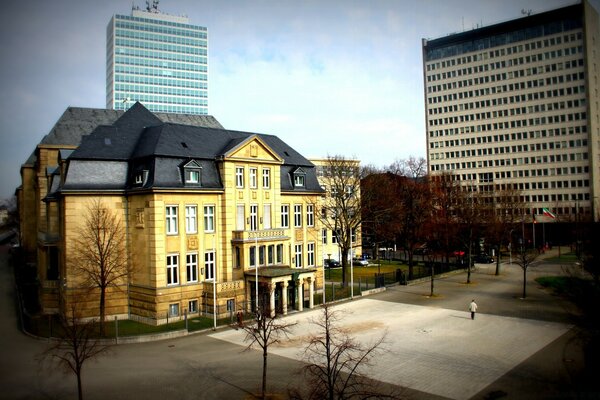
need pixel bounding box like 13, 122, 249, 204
61, 102, 323, 194
24, 104, 223, 165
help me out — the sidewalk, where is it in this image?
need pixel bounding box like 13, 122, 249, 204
212, 248, 591, 399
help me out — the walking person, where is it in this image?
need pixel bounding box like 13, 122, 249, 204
469, 299, 478, 320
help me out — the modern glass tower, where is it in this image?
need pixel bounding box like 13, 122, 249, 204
422, 0, 600, 222
106, 4, 208, 114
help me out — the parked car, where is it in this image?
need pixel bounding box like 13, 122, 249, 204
474, 253, 494, 263
352, 258, 369, 267
324, 259, 340, 269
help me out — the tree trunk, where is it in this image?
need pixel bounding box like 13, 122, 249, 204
495, 244, 501, 276
76, 368, 83, 400
99, 287, 106, 337
430, 264, 435, 296
262, 347, 267, 400
341, 248, 349, 288
407, 252, 414, 281
522, 268, 527, 298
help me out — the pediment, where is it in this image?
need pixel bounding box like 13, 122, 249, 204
223, 135, 283, 164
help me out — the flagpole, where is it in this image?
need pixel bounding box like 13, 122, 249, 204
532, 208, 536, 249
213, 235, 217, 330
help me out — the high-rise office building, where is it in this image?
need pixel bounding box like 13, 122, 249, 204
106, 3, 208, 114
422, 1, 600, 222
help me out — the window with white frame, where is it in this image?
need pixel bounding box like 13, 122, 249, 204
250, 204, 258, 231
332, 229, 339, 244
259, 245, 265, 266
236, 205, 245, 230
227, 299, 235, 312
276, 244, 283, 264
236, 167, 244, 188
205, 251, 215, 280
306, 204, 314, 227
188, 300, 198, 313
294, 204, 302, 228
249, 167, 258, 188
294, 244, 303, 267
250, 246, 256, 267
204, 205, 215, 232
169, 303, 179, 317
185, 205, 197, 234
185, 169, 200, 184
186, 253, 198, 283
166, 206, 178, 235
267, 245, 274, 265
281, 204, 289, 228
166, 254, 179, 285
322, 228, 328, 244
262, 168, 271, 188
263, 204, 271, 229
307, 242, 315, 266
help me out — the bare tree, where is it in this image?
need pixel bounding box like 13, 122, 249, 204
72, 199, 129, 336
319, 156, 363, 288
514, 244, 541, 298
429, 173, 462, 270
486, 187, 523, 275
40, 304, 110, 400
292, 303, 398, 400
239, 292, 297, 400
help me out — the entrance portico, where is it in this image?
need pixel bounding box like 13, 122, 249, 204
245, 267, 318, 317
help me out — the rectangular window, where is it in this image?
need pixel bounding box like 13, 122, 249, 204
263, 204, 271, 229
166, 254, 179, 285
281, 205, 289, 228
205, 251, 215, 280
236, 205, 245, 230
294, 204, 302, 228
267, 245, 274, 265
185, 205, 197, 234
204, 205, 215, 232
259, 245, 265, 266
250, 204, 258, 231
227, 299, 235, 312
250, 246, 256, 267
188, 300, 198, 314
186, 169, 200, 184
169, 303, 179, 317
306, 204, 314, 227
249, 168, 258, 188
186, 253, 198, 283
166, 206, 178, 235
332, 230, 339, 244
276, 244, 283, 264
322, 228, 328, 244
295, 244, 303, 267
307, 242, 315, 266
236, 167, 244, 188
262, 168, 271, 188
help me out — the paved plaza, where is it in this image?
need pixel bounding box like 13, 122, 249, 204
212, 298, 571, 400
1, 245, 596, 399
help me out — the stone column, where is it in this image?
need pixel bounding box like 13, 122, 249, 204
269, 283, 276, 318
282, 281, 289, 315
308, 276, 314, 309
296, 279, 303, 311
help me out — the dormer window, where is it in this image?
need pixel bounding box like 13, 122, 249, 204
182, 160, 202, 186
293, 168, 306, 188
186, 169, 200, 184
134, 170, 149, 186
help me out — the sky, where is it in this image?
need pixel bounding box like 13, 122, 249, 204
0, 0, 597, 200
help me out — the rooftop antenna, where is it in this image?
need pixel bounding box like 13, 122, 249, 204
146, 0, 159, 13
521, 8, 532, 16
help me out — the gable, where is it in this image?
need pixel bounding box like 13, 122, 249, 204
223, 135, 283, 164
